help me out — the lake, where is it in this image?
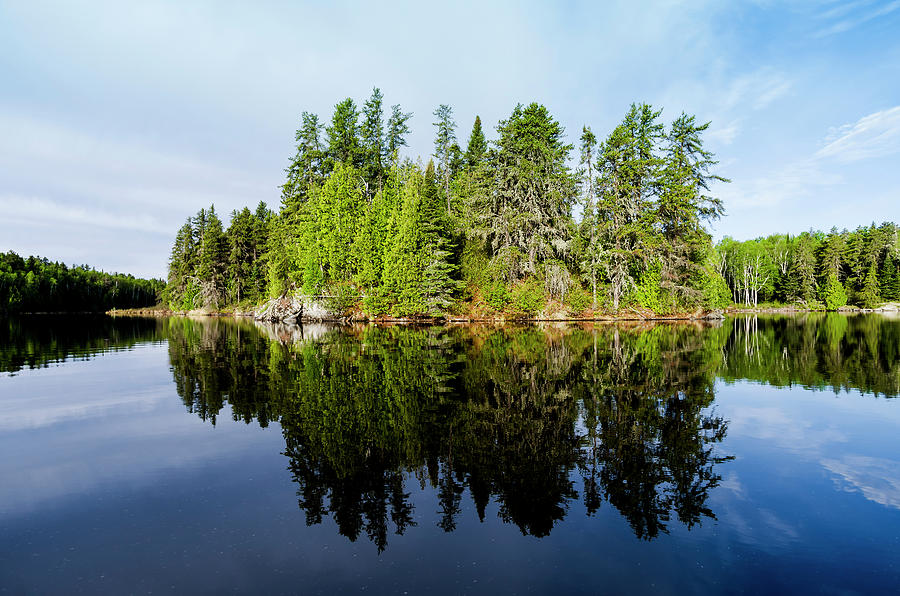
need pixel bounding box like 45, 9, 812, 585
1, 314, 899, 594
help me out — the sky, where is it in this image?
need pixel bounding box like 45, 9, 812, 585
1, 0, 899, 279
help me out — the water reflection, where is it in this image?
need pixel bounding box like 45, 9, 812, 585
163, 320, 737, 548
0, 315, 163, 375
6, 312, 899, 551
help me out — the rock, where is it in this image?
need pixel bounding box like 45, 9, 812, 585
703, 310, 725, 320
254, 295, 340, 323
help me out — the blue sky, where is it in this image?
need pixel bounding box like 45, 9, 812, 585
1, 0, 899, 278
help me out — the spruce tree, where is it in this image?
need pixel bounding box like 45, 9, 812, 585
432, 104, 457, 212
386, 104, 412, 162
464, 116, 487, 168
419, 161, 459, 313
657, 113, 728, 304
857, 261, 880, 308
361, 87, 385, 194
283, 112, 326, 206
596, 104, 663, 310
326, 98, 362, 170
472, 103, 576, 282
197, 206, 227, 308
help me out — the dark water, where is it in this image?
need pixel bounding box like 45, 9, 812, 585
1, 314, 899, 594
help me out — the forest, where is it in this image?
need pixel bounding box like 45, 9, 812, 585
164, 90, 735, 317
0, 251, 163, 314
156, 89, 897, 317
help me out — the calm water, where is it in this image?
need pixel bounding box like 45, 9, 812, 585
1, 314, 899, 594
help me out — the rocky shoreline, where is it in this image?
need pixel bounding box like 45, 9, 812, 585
106, 299, 900, 323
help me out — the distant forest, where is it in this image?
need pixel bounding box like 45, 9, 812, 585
163, 89, 900, 316
0, 252, 163, 313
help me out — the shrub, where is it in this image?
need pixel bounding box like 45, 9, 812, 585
565, 284, 593, 313
325, 281, 360, 315
511, 279, 545, 316
631, 262, 663, 313
819, 273, 848, 311
484, 282, 511, 312
702, 269, 731, 310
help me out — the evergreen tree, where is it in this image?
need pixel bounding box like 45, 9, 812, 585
283, 112, 326, 206
419, 161, 459, 313
818, 228, 846, 281
432, 104, 457, 212
596, 104, 664, 310
577, 126, 600, 307
656, 113, 728, 304
880, 254, 900, 300
857, 261, 880, 308
386, 104, 412, 162
471, 103, 576, 282
783, 234, 818, 303
819, 272, 848, 310
361, 87, 385, 194
464, 116, 487, 168
197, 206, 227, 308
326, 98, 362, 169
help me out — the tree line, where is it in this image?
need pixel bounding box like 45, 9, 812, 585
0, 251, 163, 314
164, 88, 734, 316
716, 223, 900, 309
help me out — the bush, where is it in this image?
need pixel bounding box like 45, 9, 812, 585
325, 281, 360, 315
484, 282, 511, 311
631, 262, 663, 312
362, 288, 392, 316
819, 273, 848, 311
702, 269, 731, 310
565, 284, 593, 313
511, 279, 545, 316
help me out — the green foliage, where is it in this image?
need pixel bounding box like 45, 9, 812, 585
857, 262, 880, 308
0, 251, 162, 313
702, 269, 731, 310
484, 282, 511, 311
565, 284, 593, 312
511, 279, 545, 316
325, 282, 360, 315
631, 261, 664, 312
819, 273, 848, 311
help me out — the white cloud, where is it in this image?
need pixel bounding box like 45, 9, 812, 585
822, 455, 900, 509
0, 194, 172, 235
815, 106, 900, 162
718, 105, 900, 213
815, 0, 900, 36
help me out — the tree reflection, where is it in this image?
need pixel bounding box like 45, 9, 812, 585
165, 320, 739, 549
162, 313, 900, 549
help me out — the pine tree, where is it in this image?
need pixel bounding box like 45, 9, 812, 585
197, 206, 227, 308
577, 126, 600, 306
432, 104, 457, 212
361, 87, 385, 194
818, 228, 846, 281
656, 113, 728, 304
326, 98, 362, 170
386, 104, 412, 162
857, 261, 880, 308
596, 104, 664, 310
165, 219, 195, 308
283, 112, 326, 206
784, 234, 817, 303
464, 116, 487, 168
471, 102, 576, 282
880, 254, 900, 300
